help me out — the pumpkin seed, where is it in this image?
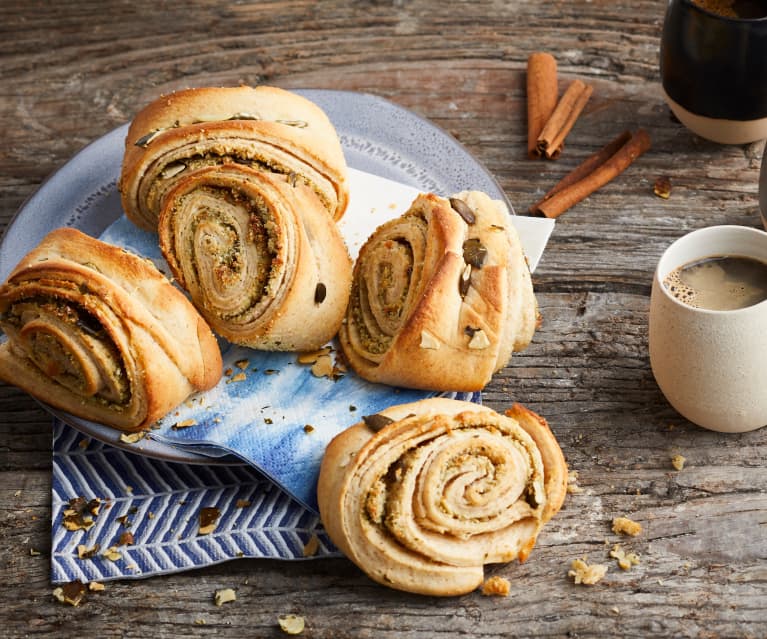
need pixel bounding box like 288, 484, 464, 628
134, 129, 163, 147
161, 163, 186, 179
468, 328, 491, 350
449, 197, 475, 224
229, 112, 260, 120
362, 413, 395, 432
462, 238, 487, 268
276, 119, 308, 128
419, 330, 440, 350
458, 263, 472, 297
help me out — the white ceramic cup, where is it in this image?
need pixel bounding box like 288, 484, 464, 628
649, 225, 767, 432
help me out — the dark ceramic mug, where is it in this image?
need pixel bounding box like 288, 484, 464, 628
760, 141, 767, 229
660, 0, 767, 144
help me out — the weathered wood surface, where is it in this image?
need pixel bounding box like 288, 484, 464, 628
1, 1, 765, 637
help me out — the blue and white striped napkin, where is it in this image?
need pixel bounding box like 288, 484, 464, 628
51, 419, 339, 584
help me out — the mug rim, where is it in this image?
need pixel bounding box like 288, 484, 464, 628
655, 224, 767, 314
680, 0, 767, 22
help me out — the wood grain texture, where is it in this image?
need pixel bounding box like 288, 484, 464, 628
1, 1, 765, 637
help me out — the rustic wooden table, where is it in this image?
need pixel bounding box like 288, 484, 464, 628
2, 1, 765, 637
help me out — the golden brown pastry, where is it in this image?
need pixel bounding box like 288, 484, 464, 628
338, 191, 538, 391
317, 397, 568, 596
158, 163, 352, 351
119, 85, 348, 230
0, 228, 222, 432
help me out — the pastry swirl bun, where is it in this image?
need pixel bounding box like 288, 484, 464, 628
0, 228, 222, 432
317, 397, 567, 596
338, 191, 538, 391
158, 164, 352, 351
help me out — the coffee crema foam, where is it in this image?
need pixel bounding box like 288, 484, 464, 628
663, 255, 767, 311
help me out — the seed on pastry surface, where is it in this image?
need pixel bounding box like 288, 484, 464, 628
459, 263, 472, 297
134, 129, 163, 147
161, 163, 186, 179
419, 330, 440, 350
314, 283, 327, 304
468, 328, 491, 350
462, 238, 487, 268
229, 112, 260, 120
276, 119, 308, 128
449, 197, 476, 224
362, 413, 395, 432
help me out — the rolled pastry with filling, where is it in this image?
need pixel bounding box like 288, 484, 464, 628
317, 397, 568, 596
338, 191, 538, 391
0, 228, 222, 432
158, 163, 352, 351
120, 85, 348, 230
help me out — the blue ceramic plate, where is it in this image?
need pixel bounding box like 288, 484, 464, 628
1, 90, 503, 509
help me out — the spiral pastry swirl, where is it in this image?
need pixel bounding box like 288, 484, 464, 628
0, 228, 222, 432
119, 85, 348, 230
317, 397, 568, 596
158, 164, 352, 351
339, 191, 538, 391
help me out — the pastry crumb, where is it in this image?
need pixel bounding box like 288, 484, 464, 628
567, 469, 584, 494
172, 418, 197, 429
653, 175, 672, 199
610, 543, 640, 571
53, 580, 87, 606
198, 507, 221, 535
214, 588, 237, 606
311, 354, 334, 378
102, 546, 122, 561
297, 347, 331, 364
480, 575, 511, 596
119, 431, 146, 444
612, 516, 642, 537
568, 557, 608, 585
671, 454, 686, 471
278, 614, 305, 635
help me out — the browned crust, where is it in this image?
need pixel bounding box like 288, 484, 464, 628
338, 191, 537, 391
505, 403, 568, 522
0, 228, 222, 431
318, 398, 565, 596
157, 164, 352, 351
119, 85, 348, 229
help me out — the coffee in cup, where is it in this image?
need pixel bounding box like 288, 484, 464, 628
662, 254, 767, 311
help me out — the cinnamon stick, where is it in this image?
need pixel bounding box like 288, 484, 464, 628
531, 130, 633, 213
526, 52, 559, 159
530, 129, 651, 219
536, 79, 594, 160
